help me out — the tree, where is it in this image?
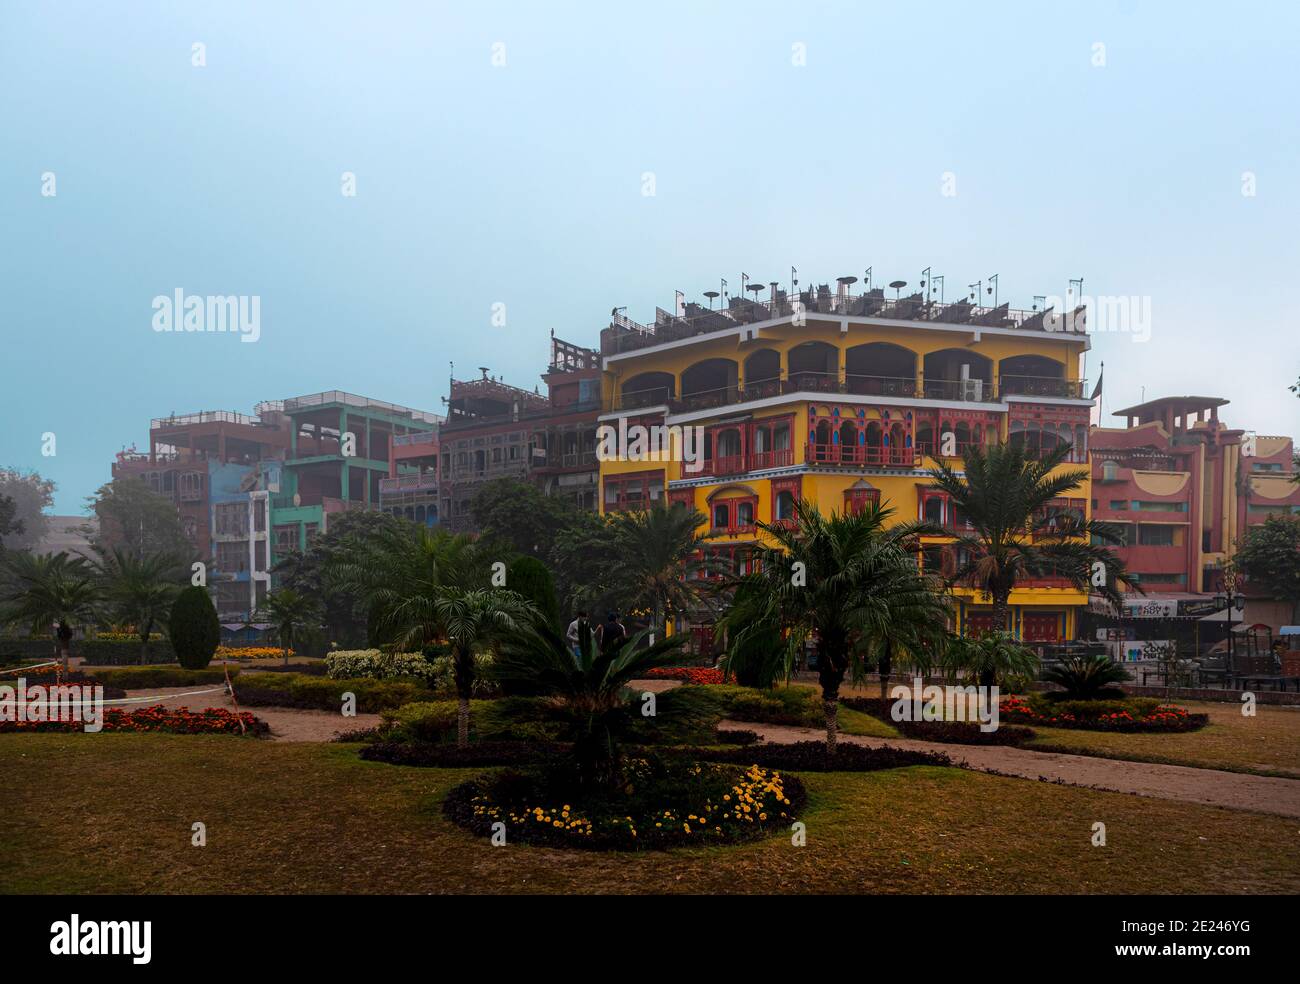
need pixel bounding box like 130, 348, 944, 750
941, 631, 1041, 690
94, 548, 186, 664
273, 509, 404, 650
169, 585, 221, 669
433, 588, 537, 746
0, 551, 102, 670
495, 619, 685, 789
604, 503, 713, 636
0, 493, 23, 554
722, 500, 951, 750
254, 588, 321, 668
927, 442, 1137, 629
1236, 514, 1300, 623
0, 468, 54, 553
506, 556, 560, 630
86, 477, 194, 562
471, 478, 581, 560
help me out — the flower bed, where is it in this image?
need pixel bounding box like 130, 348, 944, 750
216, 646, 292, 661
324, 649, 436, 682
999, 695, 1208, 733
642, 667, 725, 685
0, 704, 267, 735
839, 697, 1037, 746
443, 757, 805, 851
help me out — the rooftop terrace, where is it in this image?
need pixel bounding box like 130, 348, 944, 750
601, 282, 1087, 356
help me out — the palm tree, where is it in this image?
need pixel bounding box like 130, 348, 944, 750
255, 588, 321, 667
0, 551, 102, 671
433, 588, 537, 746
603, 502, 713, 637
495, 617, 685, 788
722, 500, 951, 750
928, 442, 1137, 632
940, 631, 1040, 689
94, 548, 185, 663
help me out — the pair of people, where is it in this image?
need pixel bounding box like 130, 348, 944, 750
565, 610, 626, 663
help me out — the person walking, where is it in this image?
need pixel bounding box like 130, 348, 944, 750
565, 610, 590, 664
597, 611, 626, 655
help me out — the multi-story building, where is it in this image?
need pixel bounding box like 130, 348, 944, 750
379, 425, 441, 527
438, 335, 601, 531
1091, 395, 1300, 597
111, 407, 291, 563
598, 279, 1094, 643
271, 391, 443, 561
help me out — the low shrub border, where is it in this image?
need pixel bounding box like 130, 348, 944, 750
2, 668, 127, 700
360, 740, 565, 767
232, 672, 430, 712
443, 759, 806, 851
88, 666, 237, 689
79, 639, 177, 666
691, 741, 953, 772
0, 704, 267, 735
840, 697, 1037, 746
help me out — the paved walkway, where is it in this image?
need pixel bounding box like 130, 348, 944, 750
721, 719, 1300, 819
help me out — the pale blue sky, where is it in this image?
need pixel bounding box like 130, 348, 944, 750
2, 0, 1298, 512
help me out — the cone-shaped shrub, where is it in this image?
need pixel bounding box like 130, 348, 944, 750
169, 586, 220, 669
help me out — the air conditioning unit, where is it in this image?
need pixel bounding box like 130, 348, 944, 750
960, 378, 983, 402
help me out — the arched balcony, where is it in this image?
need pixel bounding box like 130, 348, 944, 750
786, 341, 839, 393
680, 358, 738, 410
999, 354, 1076, 398
846, 342, 918, 397
742, 348, 782, 400
923, 349, 993, 402
619, 371, 676, 410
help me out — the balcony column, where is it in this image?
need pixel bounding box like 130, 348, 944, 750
836, 346, 847, 391
991, 364, 1000, 400
915, 363, 924, 399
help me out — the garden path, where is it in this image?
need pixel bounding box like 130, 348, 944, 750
723, 720, 1300, 819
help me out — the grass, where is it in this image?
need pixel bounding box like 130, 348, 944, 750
1025, 701, 1300, 778
3, 733, 1296, 894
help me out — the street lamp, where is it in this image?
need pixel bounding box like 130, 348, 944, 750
1213, 566, 1247, 667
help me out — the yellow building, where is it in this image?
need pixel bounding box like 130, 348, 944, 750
597, 283, 1096, 644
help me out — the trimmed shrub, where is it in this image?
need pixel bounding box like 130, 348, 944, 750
0, 638, 59, 661
693, 741, 952, 772
506, 557, 559, 630
360, 740, 562, 767
79, 639, 177, 665
716, 728, 760, 745
325, 649, 437, 683
169, 587, 220, 669
89, 666, 236, 689
232, 672, 429, 712
379, 696, 568, 744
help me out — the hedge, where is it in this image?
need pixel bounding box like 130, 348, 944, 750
79, 639, 177, 665
89, 666, 237, 689
0, 638, 60, 661
231, 673, 431, 713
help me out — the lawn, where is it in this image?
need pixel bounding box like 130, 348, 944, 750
3, 734, 1296, 894
1025, 701, 1300, 778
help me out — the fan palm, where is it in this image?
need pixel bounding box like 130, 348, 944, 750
940, 631, 1040, 689
603, 503, 713, 636
721, 500, 951, 750
255, 588, 322, 667
94, 547, 186, 664
0, 551, 102, 671
495, 617, 685, 788
433, 588, 538, 745
1041, 652, 1132, 699
928, 442, 1138, 631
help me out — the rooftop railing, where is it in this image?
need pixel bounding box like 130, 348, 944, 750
283, 391, 443, 425
602, 289, 1086, 356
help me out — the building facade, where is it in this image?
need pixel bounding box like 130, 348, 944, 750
1091, 395, 1300, 601
598, 281, 1094, 643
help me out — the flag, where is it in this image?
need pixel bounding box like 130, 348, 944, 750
1090, 364, 1103, 401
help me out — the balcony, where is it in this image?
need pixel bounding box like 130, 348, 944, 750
380, 474, 439, 494
810, 444, 915, 468
393, 431, 437, 448
612, 371, 1086, 415
692, 448, 793, 478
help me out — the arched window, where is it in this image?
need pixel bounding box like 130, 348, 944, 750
713, 503, 730, 529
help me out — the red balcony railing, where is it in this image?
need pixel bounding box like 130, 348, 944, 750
810, 444, 915, 467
